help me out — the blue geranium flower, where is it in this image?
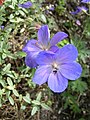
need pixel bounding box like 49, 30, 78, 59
18, 1, 32, 8
0, 25, 4, 30
23, 25, 68, 68
33, 44, 82, 93
71, 6, 88, 15
81, 0, 90, 3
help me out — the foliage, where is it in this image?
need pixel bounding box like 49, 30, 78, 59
0, 0, 90, 119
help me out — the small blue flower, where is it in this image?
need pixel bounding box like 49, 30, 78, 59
49, 7, 54, 11
0, 25, 4, 30
18, 1, 32, 8
33, 44, 82, 93
71, 6, 88, 15
81, 0, 90, 3
23, 25, 68, 68
76, 20, 81, 26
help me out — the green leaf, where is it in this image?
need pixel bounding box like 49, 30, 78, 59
41, 14, 47, 23
0, 99, 2, 107
31, 106, 38, 116
2, 63, 11, 74
23, 93, 31, 104
0, 89, 3, 96
32, 100, 41, 105
19, 94, 23, 101
21, 105, 26, 110
20, 28, 25, 33
71, 79, 88, 93
41, 103, 52, 111
8, 96, 14, 105
18, 10, 26, 16
36, 92, 42, 101
0, 79, 6, 87
13, 89, 19, 97
16, 51, 26, 57
7, 77, 13, 86
2, 53, 7, 59
6, 85, 15, 90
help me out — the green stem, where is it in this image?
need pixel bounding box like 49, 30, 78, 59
89, 4, 90, 14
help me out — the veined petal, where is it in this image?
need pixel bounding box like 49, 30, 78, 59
50, 32, 68, 46
38, 25, 50, 46
49, 46, 59, 53
48, 72, 68, 93
33, 65, 52, 85
25, 53, 37, 68
36, 52, 55, 65
60, 62, 82, 80
56, 44, 78, 63
23, 39, 41, 53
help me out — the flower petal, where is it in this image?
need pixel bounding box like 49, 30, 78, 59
36, 52, 55, 65
71, 6, 88, 15
33, 65, 52, 85
23, 39, 41, 53
60, 62, 82, 80
18, 1, 32, 8
78, 6, 88, 12
71, 8, 81, 15
48, 72, 68, 93
81, 0, 90, 3
50, 32, 68, 46
56, 44, 78, 63
38, 25, 50, 46
25, 53, 37, 68
49, 45, 59, 53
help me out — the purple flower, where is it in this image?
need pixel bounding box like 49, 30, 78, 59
0, 25, 4, 30
49, 5, 54, 11
76, 20, 81, 26
71, 6, 88, 15
33, 44, 82, 93
49, 6, 54, 11
18, 1, 32, 8
23, 25, 68, 68
81, 0, 90, 3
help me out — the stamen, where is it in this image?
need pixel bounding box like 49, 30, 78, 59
35, 42, 43, 49
52, 63, 58, 74
35, 41, 50, 51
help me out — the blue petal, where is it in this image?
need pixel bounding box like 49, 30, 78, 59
71, 8, 81, 15
81, 0, 90, 3
49, 46, 59, 53
33, 65, 52, 85
55, 44, 78, 63
0, 25, 4, 30
78, 6, 88, 12
71, 6, 88, 15
36, 52, 55, 65
60, 62, 82, 80
48, 72, 68, 93
18, 1, 32, 8
38, 25, 50, 46
23, 39, 41, 53
50, 32, 68, 46
25, 53, 37, 68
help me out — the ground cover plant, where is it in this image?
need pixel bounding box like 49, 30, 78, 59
0, 0, 90, 120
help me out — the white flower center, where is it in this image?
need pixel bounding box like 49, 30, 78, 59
52, 62, 59, 74
36, 42, 50, 51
